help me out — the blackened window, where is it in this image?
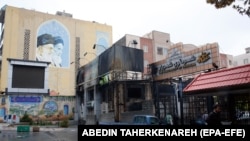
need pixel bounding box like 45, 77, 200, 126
157, 47, 163, 55
128, 88, 142, 98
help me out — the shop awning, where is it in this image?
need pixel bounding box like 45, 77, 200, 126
183, 64, 250, 95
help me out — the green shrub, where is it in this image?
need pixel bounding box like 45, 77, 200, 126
60, 119, 69, 128
20, 113, 33, 123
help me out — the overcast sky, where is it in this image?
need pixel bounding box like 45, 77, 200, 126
1, 0, 250, 56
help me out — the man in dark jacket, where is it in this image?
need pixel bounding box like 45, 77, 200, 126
206, 104, 222, 125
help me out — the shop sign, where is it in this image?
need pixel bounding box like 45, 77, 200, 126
157, 51, 211, 75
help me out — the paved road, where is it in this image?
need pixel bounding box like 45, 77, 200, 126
0, 127, 77, 141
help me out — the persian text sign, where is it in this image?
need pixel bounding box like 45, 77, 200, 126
151, 43, 219, 81
157, 51, 211, 75
10, 96, 42, 102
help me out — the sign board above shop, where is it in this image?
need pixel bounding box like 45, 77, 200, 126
150, 42, 220, 81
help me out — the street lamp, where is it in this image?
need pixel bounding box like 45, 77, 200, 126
127, 40, 138, 48
70, 57, 90, 64
84, 52, 97, 57
93, 44, 107, 50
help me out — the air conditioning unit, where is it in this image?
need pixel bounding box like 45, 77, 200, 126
86, 101, 95, 108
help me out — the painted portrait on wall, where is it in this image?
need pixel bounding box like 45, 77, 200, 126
36, 20, 70, 68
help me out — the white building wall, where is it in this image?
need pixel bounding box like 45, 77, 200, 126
233, 48, 250, 67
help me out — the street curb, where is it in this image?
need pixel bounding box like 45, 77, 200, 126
0, 126, 73, 132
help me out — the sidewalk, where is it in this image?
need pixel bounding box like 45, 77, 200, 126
0, 123, 77, 132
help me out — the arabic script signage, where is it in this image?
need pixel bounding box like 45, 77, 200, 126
151, 43, 220, 81
10, 96, 42, 103
158, 51, 211, 75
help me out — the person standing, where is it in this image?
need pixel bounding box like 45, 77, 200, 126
205, 103, 222, 125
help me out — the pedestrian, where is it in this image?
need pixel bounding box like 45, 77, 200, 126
205, 103, 222, 125
165, 113, 173, 125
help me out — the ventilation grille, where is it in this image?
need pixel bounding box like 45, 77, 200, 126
75, 37, 80, 75
23, 29, 30, 60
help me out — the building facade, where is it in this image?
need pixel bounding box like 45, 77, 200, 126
0, 5, 112, 122
233, 47, 250, 67
78, 30, 227, 125
115, 31, 204, 75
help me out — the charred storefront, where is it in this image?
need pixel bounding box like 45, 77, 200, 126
76, 42, 232, 125
76, 45, 155, 124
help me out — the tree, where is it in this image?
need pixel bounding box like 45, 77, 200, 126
206, 0, 250, 17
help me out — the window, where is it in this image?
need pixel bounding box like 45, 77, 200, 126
128, 88, 142, 98
222, 60, 226, 66
233, 61, 238, 66
88, 89, 94, 101
163, 48, 168, 56
157, 47, 163, 55
144, 60, 148, 68
143, 45, 148, 52
1, 97, 5, 105
229, 60, 232, 65
243, 58, 249, 64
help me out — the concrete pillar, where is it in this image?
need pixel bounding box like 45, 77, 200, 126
83, 86, 87, 120
114, 83, 120, 122
94, 85, 101, 123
